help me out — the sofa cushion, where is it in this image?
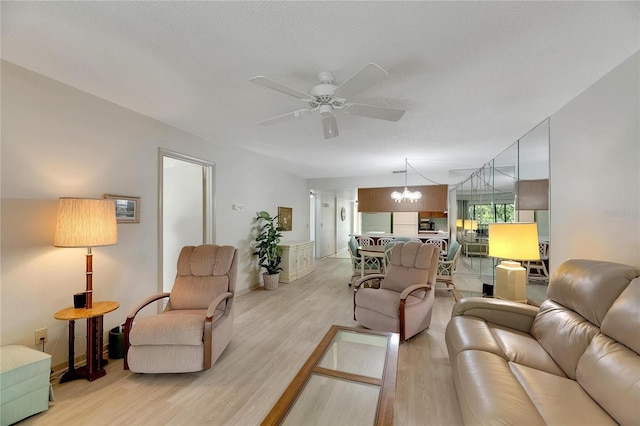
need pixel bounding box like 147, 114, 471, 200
383, 242, 435, 295
531, 299, 600, 379
446, 240, 459, 261
129, 310, 213, 346
577, 332, 640, 425
510, 362, 616, 425
348, 236, 358, 255
447, 315, 565, 377
355, 288, 422, 319
547, 259, 637, 327
170, 245, 235, 310
600, 277, 640, 353
452, 350, 546, 424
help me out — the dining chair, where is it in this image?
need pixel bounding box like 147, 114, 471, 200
425, 238, 447, 257
348, 237, 381, 286
525, 241, 550, 284
436, 241, 461, 289
355, 236, 375, 247
376, 237, 395, 246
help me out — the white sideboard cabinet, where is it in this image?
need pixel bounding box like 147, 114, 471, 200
279, 240, 315, 283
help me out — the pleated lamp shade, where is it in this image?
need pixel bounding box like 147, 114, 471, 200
54, 198, 118, 247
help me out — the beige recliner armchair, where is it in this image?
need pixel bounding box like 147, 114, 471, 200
353, 241, 439, 342
124, 245, 238, 373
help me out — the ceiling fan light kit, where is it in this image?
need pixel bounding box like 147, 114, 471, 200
391, 158, 422, 203
250, 63, 405, 139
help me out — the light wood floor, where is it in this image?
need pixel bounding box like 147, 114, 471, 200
23, 257, 463, 426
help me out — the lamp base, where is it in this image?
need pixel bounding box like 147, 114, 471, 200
495, 261, 528, 303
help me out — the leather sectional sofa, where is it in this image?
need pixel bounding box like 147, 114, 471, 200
445, 259, 639, 425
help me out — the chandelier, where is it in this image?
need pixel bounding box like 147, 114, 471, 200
391, 158, 422, 203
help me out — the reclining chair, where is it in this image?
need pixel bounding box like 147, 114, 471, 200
353, 241, 439, 342
124, 244, 237, 373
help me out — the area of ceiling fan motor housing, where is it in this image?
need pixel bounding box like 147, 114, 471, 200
309, 82, 344, 110
317, 71, 335, 84
319, 104, 333, 117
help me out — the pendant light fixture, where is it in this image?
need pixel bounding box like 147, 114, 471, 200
391, 158, 422, 203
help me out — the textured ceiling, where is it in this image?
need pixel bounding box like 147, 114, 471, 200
2, 1, 638, 179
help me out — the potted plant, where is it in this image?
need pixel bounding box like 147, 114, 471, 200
253, 210, 285, 290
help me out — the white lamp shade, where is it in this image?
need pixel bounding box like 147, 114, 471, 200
488, 222, 539, 261
54, 198, 118, 247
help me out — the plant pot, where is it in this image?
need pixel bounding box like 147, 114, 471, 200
263, 272, 280, 290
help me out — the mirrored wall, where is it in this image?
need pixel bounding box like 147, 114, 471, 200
449, 118, 549, 304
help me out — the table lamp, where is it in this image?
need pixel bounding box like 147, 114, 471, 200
463, 220, 478, 231
488, 222, 539, 303
54, 198, 118, 309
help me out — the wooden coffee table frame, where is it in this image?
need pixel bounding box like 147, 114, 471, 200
262, 325, 399, 426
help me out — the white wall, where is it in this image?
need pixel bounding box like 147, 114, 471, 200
362, 213, 392, 234
549, 51, 640, 271
0, 61, 309, 366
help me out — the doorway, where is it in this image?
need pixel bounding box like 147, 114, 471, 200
159, 149, 215, 297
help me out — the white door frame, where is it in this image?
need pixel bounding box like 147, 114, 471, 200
158, 148, 215, 306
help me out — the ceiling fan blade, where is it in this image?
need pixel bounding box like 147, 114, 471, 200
321, 114, 339, 139
343, 103, 405, 122
333, 63, 389, 98
249, 76, 311, 101
257, 108, 312, 126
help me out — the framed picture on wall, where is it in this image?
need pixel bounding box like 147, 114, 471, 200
278, 206, 292, 231
104, 194, 140, 223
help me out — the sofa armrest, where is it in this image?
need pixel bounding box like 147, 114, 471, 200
353, 273, 385, 290
123, 292, 170, 370
206, 292, 233, 319
400, 283, 432, 300
125, 292, 170, 319
452, 297, 539, 333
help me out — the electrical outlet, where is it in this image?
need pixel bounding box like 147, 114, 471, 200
34, 328, 47, 345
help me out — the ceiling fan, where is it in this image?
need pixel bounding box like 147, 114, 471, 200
249, 63, 405, 139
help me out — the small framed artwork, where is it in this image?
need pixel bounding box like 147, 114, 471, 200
104, 194, 140, 223
278, 206, 292, 231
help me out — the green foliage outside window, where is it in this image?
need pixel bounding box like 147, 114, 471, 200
468, 203, 515, 227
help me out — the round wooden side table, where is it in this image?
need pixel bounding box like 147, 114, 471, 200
54, 301, 119, 382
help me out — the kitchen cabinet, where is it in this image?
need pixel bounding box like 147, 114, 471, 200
357, 185, 448, 213
419, 211, 448, 219
279, 241, 315, 283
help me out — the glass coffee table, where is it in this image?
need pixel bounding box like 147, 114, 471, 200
262, 325, 399, 426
